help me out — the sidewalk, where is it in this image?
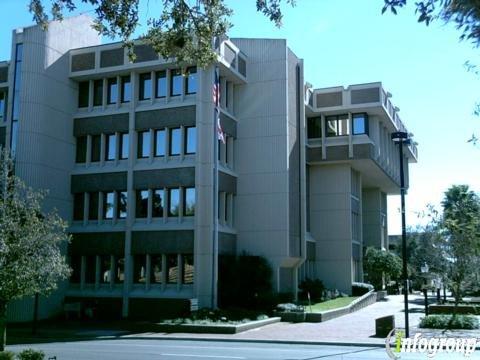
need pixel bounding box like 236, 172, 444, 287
9, 294, 480, 347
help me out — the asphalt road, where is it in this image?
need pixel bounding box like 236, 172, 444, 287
5, 339, 473, 359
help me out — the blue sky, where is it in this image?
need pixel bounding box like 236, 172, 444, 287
1, 0, 479, 234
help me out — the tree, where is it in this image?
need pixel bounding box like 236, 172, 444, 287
363, 247, 402, 291
0, 150, 70, 351
440, 184, 480, 309
28, 0, 295, 68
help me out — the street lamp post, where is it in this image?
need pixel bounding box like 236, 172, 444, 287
391, 131, 411, 338
421, 262, 430, 317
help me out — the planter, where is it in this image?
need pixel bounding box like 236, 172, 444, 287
276, 311, 306, 323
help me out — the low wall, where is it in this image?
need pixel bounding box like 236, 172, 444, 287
429, 304, 480, 315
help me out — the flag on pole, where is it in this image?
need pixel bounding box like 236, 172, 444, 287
213, 66, 226, 144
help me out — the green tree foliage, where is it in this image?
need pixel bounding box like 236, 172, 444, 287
0, 150, 70, 351
28, 0, 295, 68
363, 247, 402, 291
383, 0, 480, 47
441, 185, 480, 307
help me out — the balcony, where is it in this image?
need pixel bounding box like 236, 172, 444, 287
307, 82, 417, 162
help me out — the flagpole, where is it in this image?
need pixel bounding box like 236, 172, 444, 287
212, 66, 220, 309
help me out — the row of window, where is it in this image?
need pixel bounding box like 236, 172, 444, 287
73, 187, 196, 221
69, 253, 193, 285
78, 67, 197, 108
307, 113, 368, 139
75, 126, 197, 164
137, 126, 196, 158
0, 91, 6, 121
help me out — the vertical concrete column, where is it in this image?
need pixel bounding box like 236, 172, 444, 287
362, 188, 384, 249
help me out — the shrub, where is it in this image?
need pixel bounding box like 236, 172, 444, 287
17, 349, 45, 360
298, 278, 325, 302
420, 315, 479, 330
352, 282, 374, 296
0, 351, 15, 360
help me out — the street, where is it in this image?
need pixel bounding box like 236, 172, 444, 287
6, 339, 473, 359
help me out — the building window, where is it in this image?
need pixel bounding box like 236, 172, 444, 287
325, 115, 350, 137
137, 130, 150, 158
0, 91, 5, 120
156, 71, 167, 98
117, 191, 127, 219
100, 255, 112, 283
170, 69, 182, 96
133, 255, 146, 283
154, 129, 166, 157
169, 128, 181, 156
307, 117, 322, 139
105, 134, 116, 161
186, 67, 197, 94
119, 133, 129, 159
107, 78, 118, 104
139, 73, 152, 100
73, 193, 85, 221
76, 136, 87, 163
115, 257, 125, 283
88, 192, 99, 220
167, 254, 178, 284
91, 135, 101, 162
224, 193, 229, 223
85, 256, 96, 283
136, 190, 149, 218
352, 113, 368, 135
168, 188, 180, 217
103, 191, 115, 219
151, 255, 163, 283
121, 76, 131, 103
153, 189, 164, 218
69, 255, 82, 283
78, 81, 89, 108
183, 254, 194, 284
93, 79, 103, 107
184, 187, 195, 216
184, 126, 196, 154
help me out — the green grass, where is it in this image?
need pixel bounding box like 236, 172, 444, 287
307, 297, 359, 313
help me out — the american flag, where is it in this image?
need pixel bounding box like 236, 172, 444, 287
213, 67, 225, 144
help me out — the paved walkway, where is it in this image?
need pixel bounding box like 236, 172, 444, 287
128, 295, 427, 345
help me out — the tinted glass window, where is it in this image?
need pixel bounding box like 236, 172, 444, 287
120, 133, 129, 159
167, 254, 178, 284
76, 136, 87, 163
151, 255, 163, 283
170, 69, 182, 96
136, 190, 149, 218
185, 126, 196, 154
69, 255, 82, 283
156, 71, 167, 98
117, 191, 127, 219
186, 67, 197, 94
353, 114, 368, 135
93, 79, 103, 106
85, 256, 96, 283
153, 189, 164, 217
184, 188, 195, 216
91, 135, 101, 162
133, 255, 146, 283
183, 254, 194, 284
105, 134, 116, 161
121, 76, 131, 103
155, 129, 166, 157
0, 92, 5, 120
104, 191, 115, 219
139, 73, 152, 100
78, 81, 89, 108
169, 128, 181, 156
73, 193, 85, 221
168, 188, 180, 216
100, 255, 112, 283
308, 117, 322, 139
88, 192, 99, 220
137, 131, 150, 158
107, 78, 118, 104
115, 257, 125, 283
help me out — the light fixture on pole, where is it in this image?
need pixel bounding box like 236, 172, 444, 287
391, 131, 411, 337
421, 262, 430, 316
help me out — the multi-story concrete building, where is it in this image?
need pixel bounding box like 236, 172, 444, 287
0, 16, 417, 321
